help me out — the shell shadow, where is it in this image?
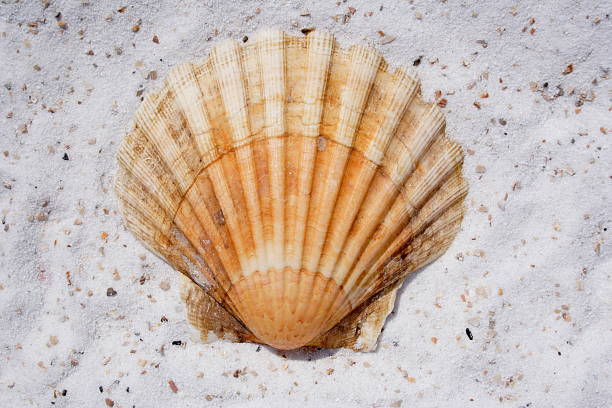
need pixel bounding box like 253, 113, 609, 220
268, 344, 339, 361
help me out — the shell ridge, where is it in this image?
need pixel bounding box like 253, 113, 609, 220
375, 170, 468, 277
290, 32, 334, 320
210, 40, 253, 144
238, 39, 272, 340
115, 185, 169, 250
358, 68, 419, 164
150, 61, 259, 310
148, 84, 205, 190
334, 45, 383, 146
383, 104, 444, 186
177, 181, 254, 319
132, 98, 194, 196
330, 103, 446, 290
173, 196, 247, 319
164, 222, 215, 290
301, 32, 335, 138
401, 142, 463, 210
192, 56, 262, 326
193, 55, 263, 289
199, 171, 256, 283
210, 40, 267, 275
189, 56, 261, 280
310, 69, 419, 329
327, 197, 465, 328
166, 215, 218, 292
116, 128, 204, 282
255, 28, 288, 335
338, 139, 464, 302
301, 45, 382, 272
377, 201, 465, 294
192, 170, 252, 279
157, 97, 215, 212
165, 62, 216, 158
116, 129, 183, 216
318, 135, 460, 327
257, 29, 286, 268
299, 45, 382, 338
204, 161, 261, 307
318, 67, 419, 279
349, 171, 467, 309
325, 166, 466, 329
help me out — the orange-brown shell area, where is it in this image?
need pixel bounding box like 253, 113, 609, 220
226, 268, 351, 349
115, 29, 467, 350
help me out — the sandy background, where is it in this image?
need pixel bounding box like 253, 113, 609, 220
1, 0, 610, 407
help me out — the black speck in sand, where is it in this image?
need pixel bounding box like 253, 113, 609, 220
466, 328, 474, 340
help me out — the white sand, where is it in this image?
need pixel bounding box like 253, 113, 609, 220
1, 0, 610, 406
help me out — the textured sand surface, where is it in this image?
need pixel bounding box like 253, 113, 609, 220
1, 1, 610, 407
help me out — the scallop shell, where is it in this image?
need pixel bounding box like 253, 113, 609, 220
115, 29, 467, 350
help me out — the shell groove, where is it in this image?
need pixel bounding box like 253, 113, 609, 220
115, 29, 467, 350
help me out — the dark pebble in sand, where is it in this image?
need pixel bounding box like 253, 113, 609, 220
466, 327, 473, 340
